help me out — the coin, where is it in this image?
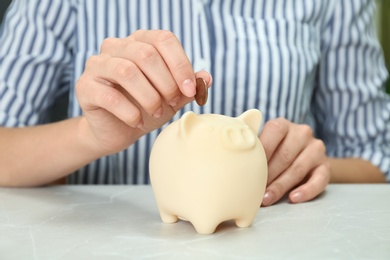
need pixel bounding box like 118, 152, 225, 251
195, 78, 208, 106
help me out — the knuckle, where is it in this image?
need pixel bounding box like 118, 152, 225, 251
154, 30, 177, 45
135, 44, 159, 63
75, 77, 86, 96
126, 109, 142, 126
115, 61, 139, 81
265, 118, 288, 133
100, 37, 118, 53
144, 94, 162, 113
299, 124, 314, 138
277, 147, 292, 164
271, 182, 285, 199
85, 55, 101, 68
131, 29, 145, 38
291, 162, 306, 179
152, 30, 191, 73
75, 75, 95, 101
172, 57, 190, 72
313, 139, 326, 155
165, 86, 180, 100
99, 88, 121, 107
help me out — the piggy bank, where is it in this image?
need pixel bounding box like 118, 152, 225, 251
149, 109, 268, 234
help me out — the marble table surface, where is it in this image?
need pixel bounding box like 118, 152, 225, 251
1, 184, 389, 259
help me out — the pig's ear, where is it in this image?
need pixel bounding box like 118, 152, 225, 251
237, 109, 262, 134
179, 111, 198, 138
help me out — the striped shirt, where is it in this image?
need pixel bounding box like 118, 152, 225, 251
1, 0, 389, 183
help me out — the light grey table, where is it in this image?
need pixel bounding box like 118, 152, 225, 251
1, 184, 389, 260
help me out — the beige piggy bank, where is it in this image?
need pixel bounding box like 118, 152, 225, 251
149, 109, 268, 234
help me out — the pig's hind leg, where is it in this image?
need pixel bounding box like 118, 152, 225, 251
159, 210, 179, 223
191, 219, 220, 235
234, 213, 257, 228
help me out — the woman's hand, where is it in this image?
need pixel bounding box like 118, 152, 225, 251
76, 30, 212, 156
259, 118, 330, 206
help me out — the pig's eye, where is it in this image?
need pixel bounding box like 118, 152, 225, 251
205, 126, 214, 132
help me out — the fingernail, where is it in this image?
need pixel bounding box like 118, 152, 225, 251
207, 73, 213, 87
169, 95, 180, 107
181, 79, 196, 97
262, 191, 274, 206
152, 107, 163, 118
290, 191, 303, 203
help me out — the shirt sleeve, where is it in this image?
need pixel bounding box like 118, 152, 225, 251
0, 0, 75, 127
313, 0, 390, 181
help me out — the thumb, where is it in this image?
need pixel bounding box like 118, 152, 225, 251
171, 70, 212, 111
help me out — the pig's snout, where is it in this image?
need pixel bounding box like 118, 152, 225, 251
222, 125, 256, 151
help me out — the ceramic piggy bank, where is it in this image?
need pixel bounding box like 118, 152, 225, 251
149, 109, 268, 234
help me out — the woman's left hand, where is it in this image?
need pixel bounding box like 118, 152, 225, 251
259, 118, 330, 206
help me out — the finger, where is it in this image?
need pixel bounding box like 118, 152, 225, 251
262, 138, 326, 206
91, 55, 163, 118
102, 39, 181, 106
131, 30, 196, 97
266, 124, 313, 184
77, 78, 143, 128
195, 70, 213, 87
259, 118, 289, 162
169, 70, 213, 112
289, 163, 330, 204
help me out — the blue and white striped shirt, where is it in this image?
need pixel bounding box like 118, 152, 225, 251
1, 0, 389, 183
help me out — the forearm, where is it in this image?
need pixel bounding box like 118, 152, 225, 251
0, 117, 94, 186
0, 117, 133, 187
329, 158, 386, 183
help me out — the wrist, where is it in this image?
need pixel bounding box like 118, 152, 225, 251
75, 116, 110, 160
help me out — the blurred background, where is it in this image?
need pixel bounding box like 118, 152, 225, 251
376, 0, 390, 93
0, 0, 10, 28
0, 0, 389, 93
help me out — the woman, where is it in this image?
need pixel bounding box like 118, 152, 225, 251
0, 0, 388, 206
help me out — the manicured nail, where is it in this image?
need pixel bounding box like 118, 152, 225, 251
262, 191, 274, 206
290, 191, 303, 203
169, 95, 180, 107
152, 107, 163, 118
181, 79, 196, 97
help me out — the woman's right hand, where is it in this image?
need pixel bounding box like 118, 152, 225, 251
76, 30, 212, 156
